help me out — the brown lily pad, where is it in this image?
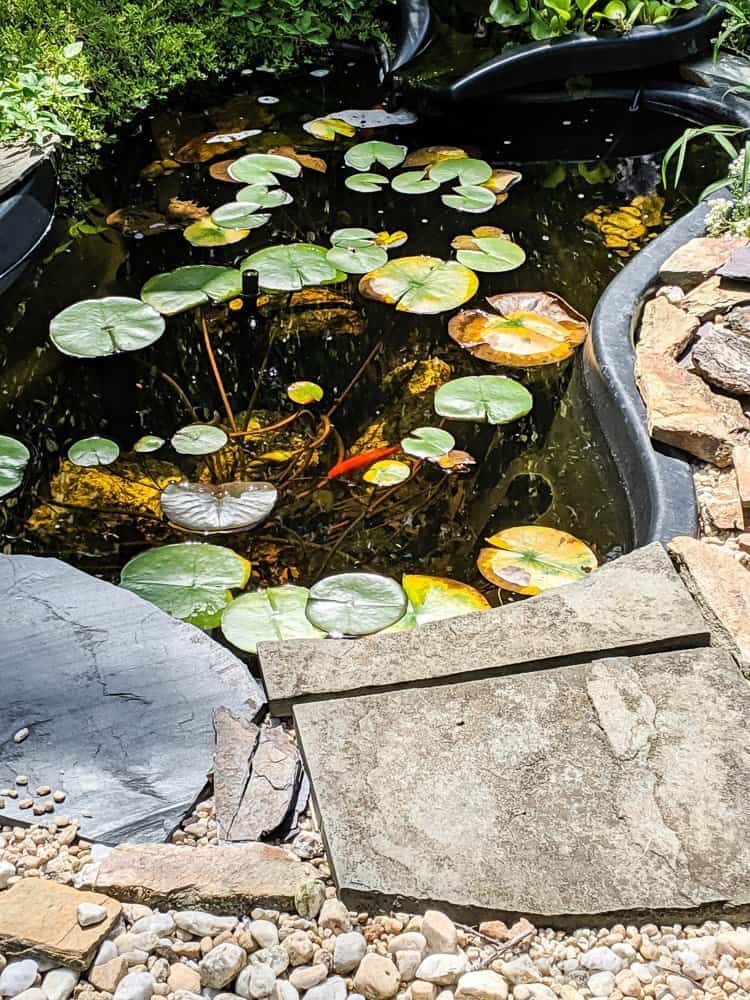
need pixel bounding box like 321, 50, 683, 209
403, 146, 468, 168
448, 291, 589, 368
269, 146, 327, 173
174, 130, 260, 164
437, 449, 476, 473
451, 226, 509, 250
167, 198, 210, 222
209, 159, 242, 183
106, 206, 177, 238
481, 168, 522, 202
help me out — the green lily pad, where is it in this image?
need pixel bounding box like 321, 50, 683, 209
442, 185, 497, 213
236, 185, 292, 209
430, 158, 493, 185
391, 171, 439, 195
120, 542, 251, 628
385, 573, 491, 631
241, 243, 346, 292
345, 173, 389, 193
400, 426, 455, 460
455, 237, 526, 273
331, 228, 379, 247
211, 203, 271, 231
141, 265, 242, 316
362, 459, 411, 486
305, 572, 407, 636
0, 435, 30, 499
68, 436, 120, 467
184, 217, 249, 247
434, 375, 533, 425
161, 480, 277, 533
228, 153, 302, 184
326, 242, 388, 275
359, 256, 478, 315
287, 380, 323, 404
49, 297, 165, 358
344, 141, 407, 171
221, 584, 326, 654
171, 424, 228, 455
133, 435, 165, 453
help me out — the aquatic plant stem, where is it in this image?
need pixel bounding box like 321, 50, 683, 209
326, 338, 383, 419
246, 328, 278, 422
200, 308, 237, 433
133, 359, 199, 423
229, 410, 302, 439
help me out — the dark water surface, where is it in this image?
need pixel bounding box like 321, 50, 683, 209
0, 61, 721, 598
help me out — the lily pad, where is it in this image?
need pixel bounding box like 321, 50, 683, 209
241, 243, 346, 292
331, 228, 379, 247
303, 117, 357, 141
68, 436, 120, 467
345, 173, 389, 193
455, 236, 526, 273
448, 291, 589, 367
160, 480, 277, 533
120, 542, 251, 627
401, 426, 455, 460
404, 146, 468, 168
391, 171, 439, 195
0, 435, 30, 499
305, 572, 407, 636
228, 153, 302, 184
437, 449, 476, 473
430, 158, 493, 186
442, 185, 497, 214
237, 185, 292, 209
171, 424, 228, 455
362, 459, 411, 486
329, 108, 416, 129
359, 256, 478, 315
477, 525, 597, 595
326, 242, 388, 274
482, 168, 523, 200
375, 230, 408, 248
133, 435, 165, 453
49, 297, 165, 358
287, 380, 323, 404
211, 203, 271, 231
434, 375, 533, 424
184, 217, 250, 247
386, 573, 491, 631
221, 584, 326, 654
344, 141, 407, 171
142, 265, 242, 316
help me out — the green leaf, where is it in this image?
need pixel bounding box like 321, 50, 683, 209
345, 173, 390, 193
133, 435, 165, 453
241, 243, 346, 291
359, 256, 478, 315
489, 0, 530, 26
442, 185, 497, 214
49, 297, 165, 358
287, 380, 324, 404
362, 459, 411, 485
161, 480, 277, 533
141, 265, 242, 316
228, 153, 302, 184
305, 572, 408, 636
221, 585, 326, 653
430, 158, 493, 186
120, 542, 251, 627
331, 228, 379, 247
455, 237, 526, 273
326, 243, 388, 274
434, 375, 533, 424
391, 171, 440, 195
63, 41, 84, 58
184, 217, 249, 247
0, 435, 30, 499
344, 141, 407, 171
400, 426, 455, 460
477, 525, 597, 595
236, 185, 292, 209
171, 424, 228, 455
211, 203, 271, 230
68, 436, 120, 467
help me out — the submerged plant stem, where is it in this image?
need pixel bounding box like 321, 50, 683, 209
200, 308, 237, 433
326, 338, 383, 419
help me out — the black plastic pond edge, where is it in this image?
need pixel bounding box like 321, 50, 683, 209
0, 157, 57, 296
395, 0, 722, 100
388, 0, 433, 75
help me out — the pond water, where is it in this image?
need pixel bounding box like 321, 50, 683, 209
0, 59, 721, 609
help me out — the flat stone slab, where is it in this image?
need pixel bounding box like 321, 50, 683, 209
0, 140, 56, 197
0, 555, 265, 843
259, 544, 709, 714
0, 879, 121, 970
295, 647, 750, 926
94, 843, 316, 913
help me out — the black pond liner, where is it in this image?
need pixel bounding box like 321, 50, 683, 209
393, 0, 722, 98
0, 156, 57, 296
503, 83, 750, 546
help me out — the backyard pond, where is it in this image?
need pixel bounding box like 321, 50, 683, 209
0, 60, 722, 646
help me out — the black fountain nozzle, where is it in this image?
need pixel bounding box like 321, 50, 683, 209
242, 268, 259, 303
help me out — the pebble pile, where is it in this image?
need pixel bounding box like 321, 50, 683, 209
3, 815, 750, 1000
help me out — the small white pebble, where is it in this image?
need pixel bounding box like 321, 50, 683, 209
13, 728, 29, 743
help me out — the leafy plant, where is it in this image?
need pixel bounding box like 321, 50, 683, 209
0, 47, 88, 146
488, 0, 697, 38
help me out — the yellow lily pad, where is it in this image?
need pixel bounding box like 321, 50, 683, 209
477, 525, 598, 595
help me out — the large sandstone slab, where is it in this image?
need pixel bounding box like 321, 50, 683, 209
0, 555, 265, 842
658, 236, 748, 289
295, 647, 750, 926
94, 843, 316, 913
0, 879, 121, 970
258, 544, 709, 714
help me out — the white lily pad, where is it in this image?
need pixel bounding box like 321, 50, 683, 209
68, 436, 120, 467
171, 424, 228, 455
0, 435, 30, 499
49, 297, 165, 358
161, 480, 277, 533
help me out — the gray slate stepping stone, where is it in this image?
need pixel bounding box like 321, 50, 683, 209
258, 544, 709, 714
0, 555, 265, 843
295, 646, 750, 925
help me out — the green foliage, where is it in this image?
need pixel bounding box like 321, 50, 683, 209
713, 0, 750, 55
0, 50, 89, 146
488, 0, 697, 38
